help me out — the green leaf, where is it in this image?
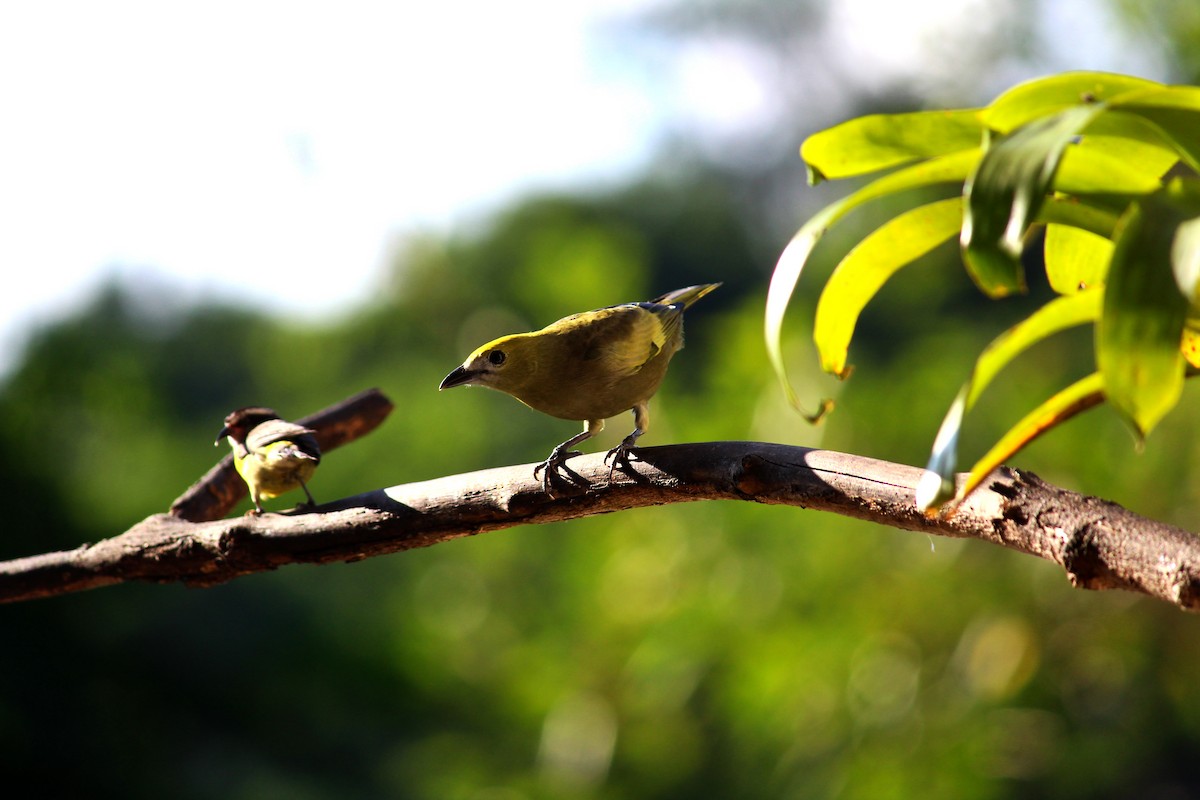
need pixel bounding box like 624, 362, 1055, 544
954, 373, 1107, 507
1097, 187, 1193, 436
1044, 224, 1112, 294
962, 104, 1107, 298
813, 198, 962, 377
1173, 215, 1200, 305
916, 386, 966, 512
1055, 139, 1170, 196
766, 150, 979, 414
801, 110, 983, 183
1111, 86, 1200, 172
1163, 181, 1200, 303
981, 71, 1161, 133
916, 290, 1103, 511
1072, 134, 1179, 182
1036, 195, 1121, 239
1081, 110, 1178, 152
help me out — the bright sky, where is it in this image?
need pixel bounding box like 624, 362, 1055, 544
0, 0, 675, 374
0, 0, 1165, 377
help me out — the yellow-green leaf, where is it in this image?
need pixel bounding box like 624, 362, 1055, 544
1110, 86, 1200, 173
916, 386, 966, 512
1083, 109, 1188, 156
766, 149, 979, 414
1183, 327, 1200, 369
968, 290, 1103, 407
1173, 216, 1200, 305
962, 104, 1106, 298
1097, 188, 1192, 436
1055, 141, 1169, 196
801, 110, 983, 183
1037, 195, 1121, 239
916, 290, 1103, 511
814, 198, 962, 377
954, 373, 1107, 506
981, 71, 1161, 133
1044, 224, 1112, 294
1074, 134, 1179, 182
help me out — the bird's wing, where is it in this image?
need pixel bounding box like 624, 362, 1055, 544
573, 304, 682, 377
246, 420, 320, 459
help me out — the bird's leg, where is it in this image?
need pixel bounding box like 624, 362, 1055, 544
604, 403, 648, 483
246, 490, 266, 516
534, 420, 603, 492
298, 480, 317, 508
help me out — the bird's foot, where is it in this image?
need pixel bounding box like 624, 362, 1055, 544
533, 447, 584, 494
603, 438, 641, 484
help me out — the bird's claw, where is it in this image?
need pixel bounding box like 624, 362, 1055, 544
533, 449, 582, 478
603, 441, 640, 484
533, 448, 584, 493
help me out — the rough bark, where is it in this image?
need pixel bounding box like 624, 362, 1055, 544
2, 442, 1197, 609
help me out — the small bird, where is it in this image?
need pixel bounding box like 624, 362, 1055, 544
440, 283, 720, 489
216, 407, 321, 514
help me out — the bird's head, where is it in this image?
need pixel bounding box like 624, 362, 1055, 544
440, 333, 539, 396
216, 406, 282, 446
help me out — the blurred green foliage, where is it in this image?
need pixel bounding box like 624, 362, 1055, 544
3, 163, 1200, 799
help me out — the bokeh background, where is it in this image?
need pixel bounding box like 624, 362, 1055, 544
4, 1, 1200, 797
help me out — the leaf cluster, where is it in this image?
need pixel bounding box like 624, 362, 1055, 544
765, 71, 1200, 508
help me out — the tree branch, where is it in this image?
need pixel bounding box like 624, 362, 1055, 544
2, 442, 1197, 609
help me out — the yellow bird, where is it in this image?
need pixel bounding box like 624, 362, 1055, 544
216, 407, 321, 514
440, 283, 720, 489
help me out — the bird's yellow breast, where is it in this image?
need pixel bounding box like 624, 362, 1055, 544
234, 440, 318, 500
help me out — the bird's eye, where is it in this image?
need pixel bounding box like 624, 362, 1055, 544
488, 350, 506, 366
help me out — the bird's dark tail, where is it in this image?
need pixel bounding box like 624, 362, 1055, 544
651, 283, 721, 309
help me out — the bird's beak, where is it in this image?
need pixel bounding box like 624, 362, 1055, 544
439, 365, 477, 390
215, 426, 231, 446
